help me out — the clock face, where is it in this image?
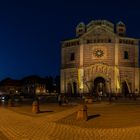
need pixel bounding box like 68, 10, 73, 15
94, 49, 104, 57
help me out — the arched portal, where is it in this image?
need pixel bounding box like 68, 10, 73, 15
67, 82, 77, 96
67, 83, 72, 96
73, 82, 77, 96
122, 81, 129, 97
94, 77, 106, 96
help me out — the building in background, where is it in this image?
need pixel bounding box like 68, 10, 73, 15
0, 78, 22, 94
21, 75, 46, 96
61, 19, 139, 97
0, 75, 60, 96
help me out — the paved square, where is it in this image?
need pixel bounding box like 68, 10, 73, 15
0, 99, 140, 140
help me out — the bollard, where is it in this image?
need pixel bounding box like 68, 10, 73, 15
76, 104, 88, 121
32, 100, 40, 113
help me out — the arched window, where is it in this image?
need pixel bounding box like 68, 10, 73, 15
124, 51, 129, 59
108, 39, 111, 43
70, 53, 75, 61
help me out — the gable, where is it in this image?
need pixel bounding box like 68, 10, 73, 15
81, 26, 115, 41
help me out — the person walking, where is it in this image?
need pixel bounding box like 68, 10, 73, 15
58, 94, 62, 106
98, 90, 102, 101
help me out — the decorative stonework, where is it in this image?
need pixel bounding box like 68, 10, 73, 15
61, 19, 139, 95
93, 49, 104, 57
92, 28, 106, 36
92, 47, 107, 59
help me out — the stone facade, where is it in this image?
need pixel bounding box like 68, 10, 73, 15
61, 20, 139, 96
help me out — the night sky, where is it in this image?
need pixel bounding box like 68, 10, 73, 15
0, 0, 140, 80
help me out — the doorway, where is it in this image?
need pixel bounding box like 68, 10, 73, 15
122, 81, 129, 97
67, 82, 77, 96
94, 77, 106, 96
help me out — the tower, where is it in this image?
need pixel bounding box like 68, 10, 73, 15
76, 22, 86, 37
116, 21, 126, 36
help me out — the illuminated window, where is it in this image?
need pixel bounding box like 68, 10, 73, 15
70, 53, 75, 61
124, 51, 129, 59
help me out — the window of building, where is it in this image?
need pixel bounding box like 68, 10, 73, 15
104, 39, 107, 43
119, 39, 122, 43
124, 51, 129, 59
108, 39, 111, 43
70, 53, 75, 61
94, 39, 97, 43
131, 41, 134, 45
87, 40, 92, 44
78, 29, 83, 32
77, 41, 80, 45
100, 39, 103, 43
97, 39, 100, 43
122, 40, 126, 44
119, 28, 124, 32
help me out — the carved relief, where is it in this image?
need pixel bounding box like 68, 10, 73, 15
103, 67, 107, 74
90, 64, 112, 76
92, 28, 106, 36
61, 20, 139, 94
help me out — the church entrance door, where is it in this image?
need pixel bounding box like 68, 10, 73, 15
94, 77, 106, 96
67, 82, 77, 97
122, 82, 129, 97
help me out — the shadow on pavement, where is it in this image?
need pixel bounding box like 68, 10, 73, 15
39, 110, 54, 113
0, 131, 9, 140
88, 114, 100, 120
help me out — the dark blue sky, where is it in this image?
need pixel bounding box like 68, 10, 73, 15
0, 0, 140, 80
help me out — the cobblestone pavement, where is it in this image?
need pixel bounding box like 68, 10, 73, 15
0, 131, 9, 140
0, 102, 140, 140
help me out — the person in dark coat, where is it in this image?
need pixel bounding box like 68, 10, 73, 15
58, 94, 62, 106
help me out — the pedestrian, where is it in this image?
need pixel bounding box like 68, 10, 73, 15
58, 94, 62, 106
63, 95, 66, 103
98, 91, 102, 101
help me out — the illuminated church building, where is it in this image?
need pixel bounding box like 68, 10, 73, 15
61, 20, 139, 96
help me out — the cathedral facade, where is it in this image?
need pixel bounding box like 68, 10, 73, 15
61, 20, 139, 97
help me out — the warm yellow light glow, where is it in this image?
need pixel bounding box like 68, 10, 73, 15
115, 66, 120, 90
117, 79, 120, 89
36, 86, 46, 94
125, 80, 131, 93
78, 68, 84, 89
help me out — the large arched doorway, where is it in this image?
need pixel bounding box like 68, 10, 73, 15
67, 82, 77, 96
94, 77, 106, 96
73, 82, 77, 96
122, 81, 129, 97
67, 83, 72, 96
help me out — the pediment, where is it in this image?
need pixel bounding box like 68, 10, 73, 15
82, 26, 115, 39
91, 27, 110, 36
